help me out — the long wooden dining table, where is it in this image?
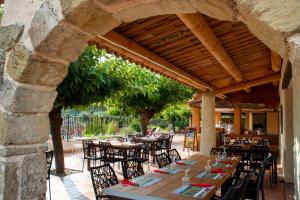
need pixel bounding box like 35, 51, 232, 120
104, 154, 240, 200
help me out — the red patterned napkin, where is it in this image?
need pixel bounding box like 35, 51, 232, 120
191, 183, 213, 187
121, 179, 139, 186
211, 168, 225, 173
154, 169, 169, 174
175, 162, 186, 165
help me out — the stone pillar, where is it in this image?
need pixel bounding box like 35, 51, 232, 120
215, 112, 221, 126
191, 106, 201, 133
200, 92, 215, 155
245, 111, 250, 130
288, 34, 300, 199
280, 83, 294, 183
234, 104, 241, 134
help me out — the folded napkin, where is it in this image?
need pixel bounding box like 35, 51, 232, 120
154, 169, 169, 174
191, 183, 213, 187
121, 179, 139, 186
176, 162, 186, 165
211, 168, 225, 173
220, 160, 233, 164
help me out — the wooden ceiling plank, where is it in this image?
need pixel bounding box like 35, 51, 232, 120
95, 31, 214, 91
177, 13, 243, 82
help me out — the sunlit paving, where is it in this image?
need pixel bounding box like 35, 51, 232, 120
0, 1, 299, 200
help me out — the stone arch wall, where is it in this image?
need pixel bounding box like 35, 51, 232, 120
1, 0, 300, 199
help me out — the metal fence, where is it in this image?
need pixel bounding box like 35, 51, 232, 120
60, 113, 132, 141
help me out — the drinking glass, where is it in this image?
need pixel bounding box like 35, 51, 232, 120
216, 152, 221, 162
222, 147, 227, 158
187, 147, 191, 162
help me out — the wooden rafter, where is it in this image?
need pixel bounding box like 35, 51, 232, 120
193, 72, 281, 101
93, 31, 214, 91
271, 51, 282, 72
177, 13, 243, 82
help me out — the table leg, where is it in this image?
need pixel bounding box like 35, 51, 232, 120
274, 154, 277, 184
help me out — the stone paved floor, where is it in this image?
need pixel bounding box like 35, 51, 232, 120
47, 135, 294, 200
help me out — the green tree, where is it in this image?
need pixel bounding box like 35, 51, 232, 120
50, 46, 122, 173
161, 103, 192, 133
110, 62, 194, 135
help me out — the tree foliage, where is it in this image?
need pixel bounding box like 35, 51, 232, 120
55, 45, 123, 109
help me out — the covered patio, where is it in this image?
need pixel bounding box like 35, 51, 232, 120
1, 0, 300, 199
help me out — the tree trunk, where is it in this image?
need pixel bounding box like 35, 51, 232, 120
140, 110, 154, 136
171, 119, 176, 134
49, 107, 65, 174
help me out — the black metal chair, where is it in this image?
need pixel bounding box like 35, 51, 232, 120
90, 163, 119, 200
249, 145, 270, 170
139, 142, 152, 163
45, 150, 53, 200
167, 149, 181, 162
244, 162, 267, 200
101, 142, 124, 169
82, 140, 94, 171
210, 148, 223, 155
155, 152, 171, 168
121, 159, 144, 180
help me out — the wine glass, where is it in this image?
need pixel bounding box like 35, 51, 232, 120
170, 156, 176, 171
222, 147, 227, 158
205, 160, 212, 173
187, 147, 191, 163
216, 152, 221, 162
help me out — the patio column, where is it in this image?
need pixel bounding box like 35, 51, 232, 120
245, 111, 250, 130
191, 106, 201, 133
280, 83, 294, 183
234, 104, 241, 134
215, 112, 221, 126
200, 92, 216, 155
289, 34, 300, 199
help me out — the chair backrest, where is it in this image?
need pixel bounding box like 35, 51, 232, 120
250, 145, 270, 163
141, 142, 152, 162
168, 134, 174, 149
251, 137, 263, 145
167, 149, 181, 162
121, 159, 144, 180
82, 140, 94, 158
155, 152, 171, 168
45, 150, 53, 180
226, 145, 243, 156
210, 148, 222, 155
90, 164, 118, 199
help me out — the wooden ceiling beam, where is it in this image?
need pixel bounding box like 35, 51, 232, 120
177, 13, 243, 82
193, 72, 281, 101
271, 51, 282, 72
244, 88, 251, 94
93, 31, 214, 91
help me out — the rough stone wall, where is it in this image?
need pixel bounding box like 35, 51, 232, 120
0, 0, 300, 199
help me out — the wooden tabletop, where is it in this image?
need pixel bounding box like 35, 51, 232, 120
95, 140, 143, 149
218, 144, 279, 155
135, 137, 160, 142
105, 154, 240, 200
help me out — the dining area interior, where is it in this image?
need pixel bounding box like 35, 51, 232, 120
45, 129, 290, 200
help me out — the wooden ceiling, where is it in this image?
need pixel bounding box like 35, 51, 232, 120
92, 13, 281, 101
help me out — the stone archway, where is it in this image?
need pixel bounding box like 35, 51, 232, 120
1, 0, 300, 199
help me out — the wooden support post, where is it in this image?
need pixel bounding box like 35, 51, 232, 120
215, 112, 222, 126
245, 111, 250, 130
234, 104, 241, 134
191, 106, 201, 134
